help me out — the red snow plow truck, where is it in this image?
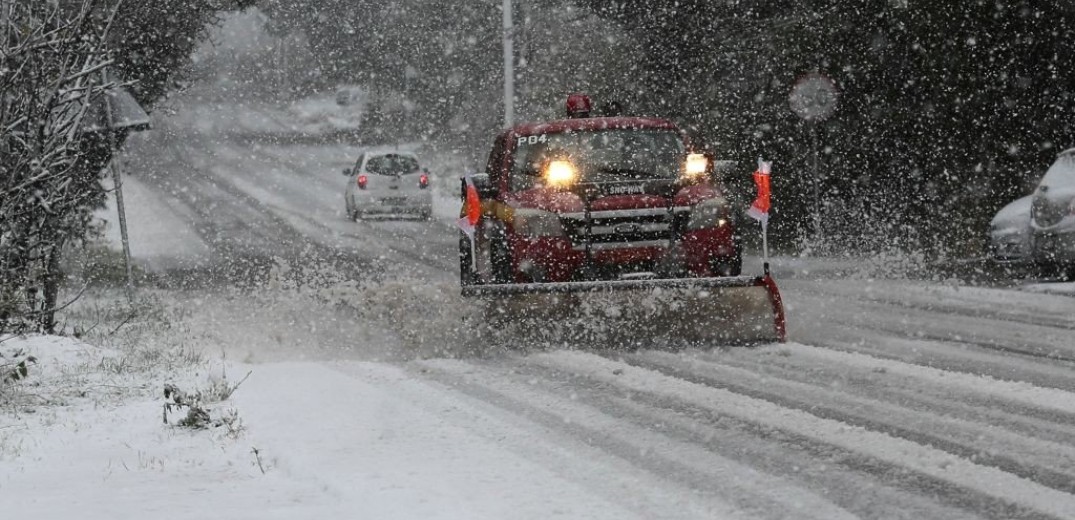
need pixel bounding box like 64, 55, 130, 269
458, 94, 786, 345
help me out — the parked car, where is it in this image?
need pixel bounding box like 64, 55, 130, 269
343, 150, 432, 220
989, 195, 1032, 261
1029, 148, 1075, 274
335, 85, 365, 107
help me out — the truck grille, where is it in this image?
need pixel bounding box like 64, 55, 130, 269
560, 207, 690, 250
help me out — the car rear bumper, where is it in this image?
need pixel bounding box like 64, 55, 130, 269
354, 192, 432, 215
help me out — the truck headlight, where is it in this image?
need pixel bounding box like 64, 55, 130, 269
683, 153, 709, 179
545, 160, 577, 188
687, 198, 730, 230
514, 209, 565, 237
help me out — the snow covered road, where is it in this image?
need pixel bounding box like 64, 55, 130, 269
73, 116, 1075, 518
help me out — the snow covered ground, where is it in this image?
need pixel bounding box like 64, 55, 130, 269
99, 173, 211, 271
5, 95, 1075, 519
7, 289, 1075, 519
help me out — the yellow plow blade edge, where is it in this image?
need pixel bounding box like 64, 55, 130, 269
463, 276, 787, 348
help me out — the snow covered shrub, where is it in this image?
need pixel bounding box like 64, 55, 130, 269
163, 383, 211, 428
59, 292, 214, 381
62, 241, 147, 289
0, 335, 131, 411
0, 349, 37, 386
162, 372, 249, 431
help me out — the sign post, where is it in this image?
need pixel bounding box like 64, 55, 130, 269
788, 73, 838, 245
82, 69, 151, 304
107, 110, 135, 304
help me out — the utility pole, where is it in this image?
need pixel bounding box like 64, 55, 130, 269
502, 0, 514, 128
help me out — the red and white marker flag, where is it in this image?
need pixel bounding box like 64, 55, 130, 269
456, 174, 481, 239
746, 158, 772, 224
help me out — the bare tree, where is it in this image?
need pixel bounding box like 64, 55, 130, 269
1, 0, 255, 334
0, 0, 120, 332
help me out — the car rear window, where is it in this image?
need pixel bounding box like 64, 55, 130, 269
366, 154, 420, 176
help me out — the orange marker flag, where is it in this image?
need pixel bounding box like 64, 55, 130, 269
457, 174, 481, 239
746, 158, 772, 224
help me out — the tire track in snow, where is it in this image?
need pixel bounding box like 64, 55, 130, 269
530, 350, 1075, 520
240, 362, 644, 519
135, 129, 450, 283
326, 362, 747, 520
788, 290, 1075, 400
134, 139, 359, 286
783, 279, 1075, 365
620, 349, 1075, 495
817, 303, 1075, 363
791, 319, 1075, 394
340, 220, 457, 272
787, 344, 1075, 418
211, 140, 458, 274
413, 358, 859, 520
251, 140, 465, 274
688, 345, 1075, 449
845, 293, 1075, 331
134, 133, 320, 256
788, 279, 1075, 331
427, 357, 994, 520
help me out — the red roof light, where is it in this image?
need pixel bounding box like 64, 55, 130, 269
566, 93, 592, 118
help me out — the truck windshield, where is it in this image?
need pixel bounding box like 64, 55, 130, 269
510, 129, 686, 190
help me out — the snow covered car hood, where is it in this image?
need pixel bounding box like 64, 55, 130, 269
991, 195, 1032, 233
1030, 150, 1075, 231
990, 195, 1031, 259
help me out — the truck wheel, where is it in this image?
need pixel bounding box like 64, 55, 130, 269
460, 234, 478, 286
491, 239, 514, 284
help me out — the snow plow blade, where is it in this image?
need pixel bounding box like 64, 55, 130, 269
462, 275, 786, 346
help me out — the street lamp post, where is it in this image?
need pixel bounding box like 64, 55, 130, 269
502, 0, 513, 128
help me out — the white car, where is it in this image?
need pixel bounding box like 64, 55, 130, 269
343, 151, 433, 220
989, 195, 1032, 261
1030, 148, 1075, 273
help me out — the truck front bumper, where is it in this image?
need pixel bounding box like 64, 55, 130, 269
511, 225, 737, 282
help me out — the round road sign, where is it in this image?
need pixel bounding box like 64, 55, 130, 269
789, 73, 838, 122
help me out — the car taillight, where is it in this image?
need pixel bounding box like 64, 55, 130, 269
357, 175, 368, 189
419, 174, 429, 189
